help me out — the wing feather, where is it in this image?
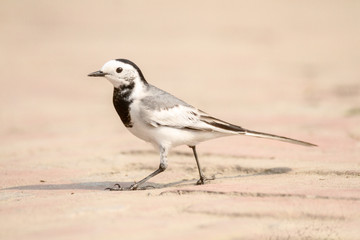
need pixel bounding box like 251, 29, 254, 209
138, 85, 243, 134
140, 105, 213, 131
138, 85, 316, 146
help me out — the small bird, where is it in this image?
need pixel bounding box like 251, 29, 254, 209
88, 59, 316, 191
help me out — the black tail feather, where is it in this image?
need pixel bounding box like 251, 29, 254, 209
244, 129, 317, 147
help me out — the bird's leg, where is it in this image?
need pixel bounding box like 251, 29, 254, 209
106, 148, 168, 191
128, 163, 167, 190
189, 145, 210, 185
128, 146, 168, 190
105, 164, 166, 191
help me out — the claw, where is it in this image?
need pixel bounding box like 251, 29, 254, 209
196, 175, 216, 185
105, 183, 124, 191
196, 178, 206, 185
129, 183, 138, 190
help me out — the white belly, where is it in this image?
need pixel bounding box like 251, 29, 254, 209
127, 99, 232, 149
127, 120, 228, 149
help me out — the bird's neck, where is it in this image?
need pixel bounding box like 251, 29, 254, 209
114, 82, 135, 100
113, 87, 134, 128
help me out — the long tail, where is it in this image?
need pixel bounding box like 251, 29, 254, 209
243, 129, 317, 147
199, 113, 317, 147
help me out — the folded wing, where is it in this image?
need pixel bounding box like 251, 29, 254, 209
139, 85, 316, 147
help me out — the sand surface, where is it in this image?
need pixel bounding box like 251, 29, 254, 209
1, 1, 360, 239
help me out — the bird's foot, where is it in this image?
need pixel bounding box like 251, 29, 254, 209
105, 182, 157, 191
129, 182, 139, 190
196, 175, 215, 185
105, 182, 139, 191
105, 183, 124, 191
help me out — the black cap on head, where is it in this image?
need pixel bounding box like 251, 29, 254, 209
116, 59, 147, 83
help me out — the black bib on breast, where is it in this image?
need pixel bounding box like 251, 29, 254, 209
113, 84, 134, 128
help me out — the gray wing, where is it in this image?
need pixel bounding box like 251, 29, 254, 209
141, 85, 192, 111
140, 85, 246, 133
140, 85, 316, 147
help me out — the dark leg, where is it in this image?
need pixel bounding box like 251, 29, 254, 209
106, 147, 169, 191
105, 163, 167, 191
189, 145, 208, 185
129, 163, 167, 190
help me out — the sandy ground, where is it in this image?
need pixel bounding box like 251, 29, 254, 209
1, 1, 360, 239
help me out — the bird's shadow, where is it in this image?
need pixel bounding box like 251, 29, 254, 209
2, 167, 291, 191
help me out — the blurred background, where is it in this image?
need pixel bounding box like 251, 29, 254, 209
1, 1, 360, 239
0, 0, 359, 163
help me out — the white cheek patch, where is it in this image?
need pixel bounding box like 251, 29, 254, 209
105, 75, 128, 88
105, 69, 137, 88
123, 69, 136, 81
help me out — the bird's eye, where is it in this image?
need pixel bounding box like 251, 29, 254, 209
116, 67, 123, 73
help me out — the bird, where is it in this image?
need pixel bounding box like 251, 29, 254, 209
88, 59, 316, 191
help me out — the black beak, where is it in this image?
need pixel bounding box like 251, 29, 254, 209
88, 70, 108, 77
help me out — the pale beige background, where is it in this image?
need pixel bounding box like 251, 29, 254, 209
1, 1, 360, 239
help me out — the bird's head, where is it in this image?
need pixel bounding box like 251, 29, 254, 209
88, 59, 147, 88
